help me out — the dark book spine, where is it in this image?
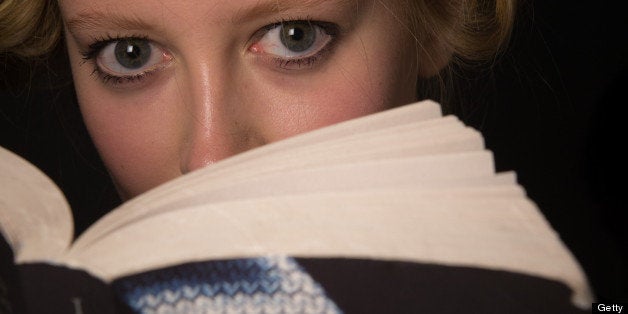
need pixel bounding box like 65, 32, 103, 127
17, 263, 119, 314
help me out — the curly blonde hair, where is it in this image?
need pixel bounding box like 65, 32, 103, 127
389, 0, 518, 108
403, 0, 517, 64
0, 0, 61, 58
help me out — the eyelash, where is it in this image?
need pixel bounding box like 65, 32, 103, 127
80, 34, 155, 86
255, 18, 339, 70
80, 19, 340, 87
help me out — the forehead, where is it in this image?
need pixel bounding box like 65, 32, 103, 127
58, 0, 368, 45
58, 0, 357, 26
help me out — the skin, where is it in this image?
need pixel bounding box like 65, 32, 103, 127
59, 0, 431, 200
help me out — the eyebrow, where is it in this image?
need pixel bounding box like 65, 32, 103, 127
65, 0, 354, 35
65, 10, 154, 34
232, 0, 353, 23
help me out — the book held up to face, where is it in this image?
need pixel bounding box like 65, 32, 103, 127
0, 100, 593, 313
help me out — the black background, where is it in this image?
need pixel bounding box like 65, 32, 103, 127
1, 0, 626, 303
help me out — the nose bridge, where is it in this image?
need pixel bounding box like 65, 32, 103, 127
178, 54, 241, 173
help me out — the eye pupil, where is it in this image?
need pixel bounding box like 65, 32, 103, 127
288, 28, 304, 40
280, 22, 315, 52
114, 39, 151, 69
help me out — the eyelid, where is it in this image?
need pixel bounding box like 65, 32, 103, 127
98, 41, 172, 76
81, 35, 146, 61
249, 19, 339, 41
80, 35, 173, 87
249, 19, 340, 70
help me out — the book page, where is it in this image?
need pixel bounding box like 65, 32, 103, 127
66, 190, 591, 309
73, 149, 499, 251
54, 99, 591, 309
0, 146, 72, 263
74, 101, 452, 246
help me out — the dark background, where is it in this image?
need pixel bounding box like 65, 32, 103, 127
1, 0, 626, 303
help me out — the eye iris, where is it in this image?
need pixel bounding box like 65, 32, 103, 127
114, 39, 151, 69
280, 22, 315, 52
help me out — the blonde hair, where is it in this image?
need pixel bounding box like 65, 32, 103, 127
0, 0, 61, 58
408, 0, 518, 62
394, 0, 518, 109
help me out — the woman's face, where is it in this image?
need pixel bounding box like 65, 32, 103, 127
59, 0, 419, 199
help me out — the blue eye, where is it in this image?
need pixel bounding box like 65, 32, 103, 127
96, 38, 168, 77
255, 20, 337, 62
113, 39, 152, 69
279, 21, 317, 52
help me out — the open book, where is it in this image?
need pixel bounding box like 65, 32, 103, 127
1, 100, 592, 313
